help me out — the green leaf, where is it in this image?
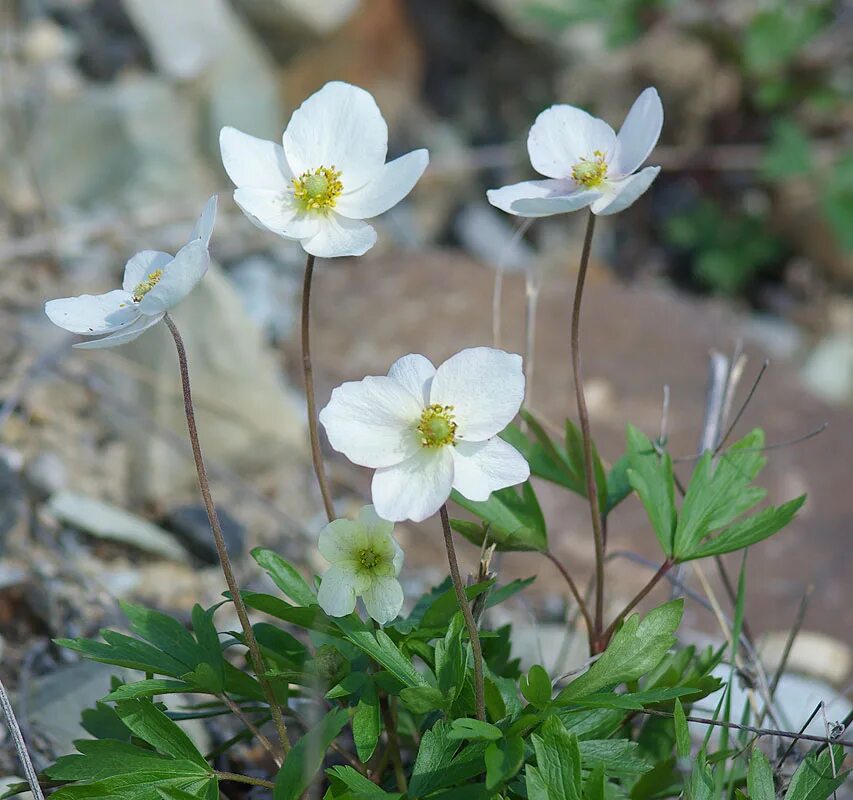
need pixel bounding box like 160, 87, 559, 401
485, 736, 525, 791
762, 119, 812, 181
399, 685, 448, 715
565, 417, 608, 515
567, 687, 699, 710
241, 592, 338, 635
556, 600, 683, 704
822, 152, 853, 252
448, 718, 503, 742
450, 481, 547, 552
56, 631, 189, 678
103, 679, 195, 702
606, 454, 633, 513
526, 716, 581, 800
121, 603, 202, 672
584, 764, 606, 800
679, 496, 805, 561
115, 700, 208, 768
252, 548, 317, 607
325, 766, 402, 799
520, 664, 552, 709
274, 708, 349, 800
333, 618, 426, 688
436, 613, 467, 703
578, 739, 652, 777
783, 747, 848, 800
409, 721, 458, 797
352, 680, 380, 762
747, 748, 775, 800
674, 699, 690, 759
626, 426, 676, 556
190, 605, 224, 692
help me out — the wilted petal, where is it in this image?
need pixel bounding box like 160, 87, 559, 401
488, 180, 600, 217
527, 105, 617, 179
371, 447, 454, 523
362, 577, 404, 625
122, 251, 173, 294
301, 213, 377, 259
73, 312, 163, 349
137, 240, 209, 315
429, 347, 525, 441
220, 127, 291, 190
451, 438, 530, 501
46, 289, 139, 336
283, 82, 388, 191
319, 375, 423, 468
335, 149, 429, 220
317, 566, 359, 617
591, 166, 660, 216
387, 353, 435, 406
611, 88, 663, 178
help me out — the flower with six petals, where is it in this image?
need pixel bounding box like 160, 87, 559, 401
220, 81, 429, 259
319, 347, 530, 523
487, 88, 663, 218
316, 505, 405, 625
44, 196, 217, 349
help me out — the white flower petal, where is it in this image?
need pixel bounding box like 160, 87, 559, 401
611, 88, 663, 178
282, 81, 387, 190
527, 105, 617, 179
137, 240, 209, 315
335, 149, 429, 220
372, 447, 454, 523
357, 504, 396, 539
387, 353, 436, 406
487, 180, 600, 217
362, 577, 403, 625
429, 347, 525, 441
301, 213, 377, 259
319, 375, 422, 468
45, 289, 139, 335
190, 194, 218, 246
451, 438, 531, 502
317, 565, 358, 618
591, 166, 660, 216
219, 127, 291, 190
73, 312, 163, 349
122, 251, 173, 294
318, 518, 367, 564
232, 187, 320, 240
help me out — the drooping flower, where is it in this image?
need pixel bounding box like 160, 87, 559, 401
45, 196, 217, 349
487, 88, 663, 217
220, 81, 429, 259
316, 504, 404, 625
319, 348, 530, 523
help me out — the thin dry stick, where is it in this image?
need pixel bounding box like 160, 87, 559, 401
569, 211, 606, 648
219, 694, 282, 767
163, 314, 291, 756
439, 505, 486, 721
635, 708, 853, 748
301, 253, 336, 522
544, 551, 595, 644
0, 677, 45, 800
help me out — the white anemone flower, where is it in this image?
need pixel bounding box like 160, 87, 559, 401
319, 347, 530, 523
488, 88, 663, 217
317, 505, 404, 625
45, 196, 217, 349
219, 81, 429, 259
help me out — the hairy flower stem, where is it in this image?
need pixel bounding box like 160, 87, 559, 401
219, 694, 281, 767
215, 772, 277, 790
380, 695, 408, 792
0, 677, 45, 800
302, 253, 335, 522
545, 551, 595, 648
164, 314, 291, 756
601, 558, 674, 646
570, 211, 607, 652
439, 504, 486, 721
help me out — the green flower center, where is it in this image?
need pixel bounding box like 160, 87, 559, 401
358, 548, 381, 570
132, 268, 163, 302
417, 404, 457, 448
571, 150, 608, 188
292, 166, 343, 212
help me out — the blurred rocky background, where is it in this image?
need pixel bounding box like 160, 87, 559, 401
0, 0, 851, 777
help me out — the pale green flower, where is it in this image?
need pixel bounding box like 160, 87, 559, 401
317, 505, 404, 625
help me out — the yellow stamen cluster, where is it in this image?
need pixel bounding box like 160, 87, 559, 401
358, 548, 381, 570
292, 166, 343, 212
417, 404, 457, 448
571, 150, 608, 188
132, 269, 163, 302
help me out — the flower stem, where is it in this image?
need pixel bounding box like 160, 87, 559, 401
380, 695, 407, 792
600, 558, 674, 646
163, 313, 291, 755
439, 504, 486, 721
301, 253, 335, 522
215, 772, 276, 790
569, 211, 606, 652
0, 677, 45, 800
219, 693, 282, 767
544, 551, 595, 647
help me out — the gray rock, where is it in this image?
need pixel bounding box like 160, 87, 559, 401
229, 255, 301, 343
0, 459, 25, 548
800, 333, 853, 404
47, 491, 189, 560
454, 202, 534, 274
235, 0, 359, 36
24, 452, 68, 500
162, 504, 247, 565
